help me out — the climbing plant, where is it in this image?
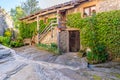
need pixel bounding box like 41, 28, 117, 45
67, 10, 120, 63
19, 18, 57, 39
19, 22, 37, 39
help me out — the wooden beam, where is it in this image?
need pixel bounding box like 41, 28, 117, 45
37, 16, 39, 31
22, 5, 74, 22
20, 0, 89, 21
57, 10, 60, 53
36, 16, 39, 44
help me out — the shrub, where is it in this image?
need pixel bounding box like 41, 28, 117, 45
87, 44, 108, 64
10, 36, 23, 48
10, 41, 23, 47
51, 43, 57, 48
16, 36, 23, 43
87, 51, 108, 64
4, 28, 12, 37
0, 36, 10, 47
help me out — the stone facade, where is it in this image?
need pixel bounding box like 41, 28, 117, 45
40, 27, 58, 44
59, 31, 68, 53
97, 0, 120, 12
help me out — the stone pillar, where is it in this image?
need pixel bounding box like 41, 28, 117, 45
57, 10, 61, 54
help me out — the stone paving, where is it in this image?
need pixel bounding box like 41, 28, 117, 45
0, 45, 120, 80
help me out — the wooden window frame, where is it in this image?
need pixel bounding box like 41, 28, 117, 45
83, 5, 96, 17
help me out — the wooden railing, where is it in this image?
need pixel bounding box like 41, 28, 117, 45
39, 20, 57, 42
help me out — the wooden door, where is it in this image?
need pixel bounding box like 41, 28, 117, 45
69, 31, 80, 52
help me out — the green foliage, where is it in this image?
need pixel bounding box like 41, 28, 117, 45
67, 10, 120, 62
39, 18, 57, 33
37, 43, 59, 55
87, 51, 108, 64
0, 35, 23, 48
10, 36, 23, 48
4, 28, 12, 37
67, 13, 87, 29
96, 11, 120, 59
19, 18, 56, 39
21, 0, 40, 15
39, 20, 47, 33
67, 13, 81, 28
0, 36, 10, 47
48, 18, 57, 23
10, 6, 25, 29
51, 43, 57, 48
19, 22, 37, 39
16, 37, 23, 43
10, 41, 23, 48
11, 0, 40, 29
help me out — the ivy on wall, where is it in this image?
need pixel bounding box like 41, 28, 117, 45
39, 20, 47, 33
67, 10, 120, 62
19, 21, 37, 39
96, 11, 120, 59
19, 18, 57, 39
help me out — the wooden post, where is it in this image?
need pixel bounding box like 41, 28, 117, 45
36, 16, 39, 44
57, 10, 61, 54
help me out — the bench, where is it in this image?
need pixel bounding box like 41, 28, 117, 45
23, 38, 32, 46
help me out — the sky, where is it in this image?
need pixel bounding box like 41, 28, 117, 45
0, 0, 71, 12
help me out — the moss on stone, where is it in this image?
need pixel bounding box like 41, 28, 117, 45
93, 75, 102, 80
111, 73, 120, 79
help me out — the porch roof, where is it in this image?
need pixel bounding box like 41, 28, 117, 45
19, 0, 89, 22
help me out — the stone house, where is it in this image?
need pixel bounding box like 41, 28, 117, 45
20, 0, 120, 53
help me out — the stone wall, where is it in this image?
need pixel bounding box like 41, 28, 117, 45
97, 0, 120, 12
59, 31, 68, 53
40, 27, 58, 44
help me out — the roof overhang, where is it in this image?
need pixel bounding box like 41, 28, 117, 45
20, 0, 89, 22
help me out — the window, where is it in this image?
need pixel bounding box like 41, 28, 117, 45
83, 5, 96, 17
